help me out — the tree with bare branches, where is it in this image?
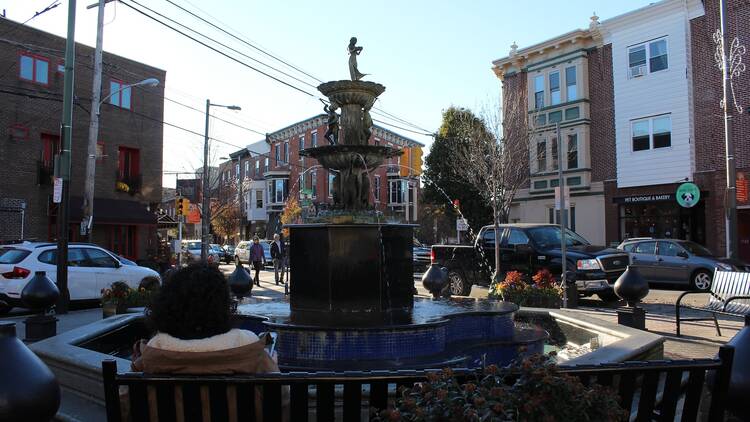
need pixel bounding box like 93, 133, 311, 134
448, 92, 534, 279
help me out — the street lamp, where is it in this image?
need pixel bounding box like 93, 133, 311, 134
202, 100, 241, 262
82, 77, 159, 241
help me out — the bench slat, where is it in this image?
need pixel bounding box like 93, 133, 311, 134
617, 372, 637, 415
658, 368, 683, 421
181, 384, 203, 422
235, 383, 255, 422
128, 383, 150, 422
289, 383, 308, 422
681, 368, 706, 421
262, 383, 283, 421
316, 382, 335, 421
635, 371, 659, 422
370, 381, 389, 414
155, 384, 177, 422
343, 381, 363, 422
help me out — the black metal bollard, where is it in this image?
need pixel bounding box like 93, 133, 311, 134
613, 266, 649, 330
21, 271, 60, 341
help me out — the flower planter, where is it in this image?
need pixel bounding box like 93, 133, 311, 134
101, 302, 128, 319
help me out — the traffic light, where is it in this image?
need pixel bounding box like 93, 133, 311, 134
176, 197, 190, 216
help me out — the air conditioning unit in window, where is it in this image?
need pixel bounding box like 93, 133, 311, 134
629, 65, 646, 78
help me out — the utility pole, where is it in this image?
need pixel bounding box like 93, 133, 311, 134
83, 0, 106, 242
55, 0, 77, 314
201, 99, 211, 262
720, 0, 738, 259
556, 123, 568, 307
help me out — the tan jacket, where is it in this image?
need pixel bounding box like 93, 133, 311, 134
125, 329, 284, 421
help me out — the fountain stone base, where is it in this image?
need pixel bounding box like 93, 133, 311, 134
288, 223, 414, 317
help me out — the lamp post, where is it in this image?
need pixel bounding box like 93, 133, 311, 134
202, 100, 241, 262
82, 78, 159, 241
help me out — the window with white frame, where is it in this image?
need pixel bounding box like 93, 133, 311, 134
274, 144, 280, 164
298, 135, 305, 154
565, 66, 577, 101
389, 180, 405, 204
629, 38, 668, 78
534, 75, 544, 109
311, 132, 317, 147
567, 134, 578, 169
264, 157, 269, 172
244, 161, 249, 178
536, 139, 547, 173
235, 163, 240, 179
551, 137, 558, 170
311, 170, 317, 198
328, 172, 335, 197
374, 175, 380, 201
631, 114, 671, 151
549, 71, 561, 105
284, 141, 289, 164
255, 159, 260, 176
298, 173, 305, 199
255, 190, 263, 209
269, 179, 288, 203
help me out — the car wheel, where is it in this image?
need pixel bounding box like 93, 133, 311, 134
0, 301, 11, 315
597, 291, 620, 303
139, 277, 160, 291
690, 270, 712, 292
448, 270, 472, 296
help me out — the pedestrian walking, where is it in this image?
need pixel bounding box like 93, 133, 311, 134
249, 236, 265, 286
270, 233, 285, 285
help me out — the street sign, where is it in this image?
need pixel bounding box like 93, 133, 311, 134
456, 218, 469, 232
554, 186, 570, 210
53, 177, 63, 203
676, 182, 700, 208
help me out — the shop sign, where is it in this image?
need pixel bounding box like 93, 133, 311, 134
614, 194, 673, 204
676, 182, 701, 208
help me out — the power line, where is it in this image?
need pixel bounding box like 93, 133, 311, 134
0, 1, 61, 38
163, 0, 323, 84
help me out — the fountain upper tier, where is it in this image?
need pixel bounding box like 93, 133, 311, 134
299, 144, 401, 172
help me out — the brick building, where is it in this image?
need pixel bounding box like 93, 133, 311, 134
492, 0, 750, 259
0, 17, 165, 260
218, 115, 423, 241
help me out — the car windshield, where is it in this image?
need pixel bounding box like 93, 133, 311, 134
0, 248, 31, 264
679, 241, 714, 257
186, 242, 200, 250
527, 226, 590, 249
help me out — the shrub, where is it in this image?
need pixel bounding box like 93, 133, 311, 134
488, 270, 562, 308
101, 281, 158, 309
373, 353, 627, 422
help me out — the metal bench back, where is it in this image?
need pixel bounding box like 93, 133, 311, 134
710, 271, 750, 314
102, 347, 734, 422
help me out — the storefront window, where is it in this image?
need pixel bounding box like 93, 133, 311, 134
619, 201, 705, 245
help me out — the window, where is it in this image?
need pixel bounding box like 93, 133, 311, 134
389, 180, 406, 204
632, 115, 671, 151
649, 39, 668, 72
533, 180, 547, 190
548, 110, 562, 123
298, 135, 305, 152
657, 241, 683, 257
19, 53, 49, 85
8, 124, 29, 140
507, 229, 530, 245
535, 114, 547, 127
41, 134, 60, 167
482, 228, 496, 246
536, 139, 546, 172
634, 241, 656, 255
567, 176, 582, 186
565, 107, 579, 120
311, 170, 317, 198
567, 134, 578, 169
329, 172, 335, 198
298, 173, 305, 199
264, 157, 269, 172
118, 147, 140, 181
270, 179, 288, 203
109, 80, 131, 109
550, 178, 559, 188
311, 132, 317, 147
244, 161, 250, 178
255, 159, 260, 176
255, 190, 264, 208
374, 138, 380, 146
85, 248, 118, 268
235, 163, 240, 180
284, 141, 289, 164
549, 71, 560, 105
565, 66, 577, 101
108, 226, 137, 259
629, 38, 668, 77
551, 137, 558, 170
534, 75, 544, 109
275, 144, 280, 164
374, 175, 380, 201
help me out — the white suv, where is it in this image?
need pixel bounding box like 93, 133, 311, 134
0, 242, 160, 314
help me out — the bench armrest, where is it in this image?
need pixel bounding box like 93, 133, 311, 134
722, 296, 750, 312
676, 290, 705, 307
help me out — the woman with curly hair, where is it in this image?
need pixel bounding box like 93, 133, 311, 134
131, 264, 277, 374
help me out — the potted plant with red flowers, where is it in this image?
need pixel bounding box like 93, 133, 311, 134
489, 269, 562, 308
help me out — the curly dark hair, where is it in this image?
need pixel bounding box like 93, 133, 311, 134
147, 264, 231, 340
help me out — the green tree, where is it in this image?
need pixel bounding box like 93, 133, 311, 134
422, 107, 492, 236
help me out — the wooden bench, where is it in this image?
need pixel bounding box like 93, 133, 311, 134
676, 270, 750, 337
102, 346, 735, 422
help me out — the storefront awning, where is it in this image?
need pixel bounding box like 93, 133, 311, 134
65, 197, 157, 225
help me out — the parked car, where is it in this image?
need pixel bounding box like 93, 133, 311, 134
617, 238, 749, 291
234, 240, 273, 268
222, 245, 236, 264
0, 242, 161, 314
431, 224, 629, 301
210, 244, 226, 264
183, 241, 221, 265
413, 238, 431, 273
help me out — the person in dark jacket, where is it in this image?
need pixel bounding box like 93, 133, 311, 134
249, 236, 265, 286
270, 233, 285, 285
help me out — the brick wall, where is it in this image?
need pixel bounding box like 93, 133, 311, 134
0, 18, 164, 258
690, 0, 750, 255
588, 44, 616, 183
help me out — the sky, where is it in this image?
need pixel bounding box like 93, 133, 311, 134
1, 0, 655, 187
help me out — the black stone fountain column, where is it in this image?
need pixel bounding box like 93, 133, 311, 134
22, 271, 60, 341
613, 266, 649, 330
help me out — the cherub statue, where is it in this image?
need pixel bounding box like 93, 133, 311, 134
322, 99, 339, 145
362, 97, 375, 143
348, 37, 366, 81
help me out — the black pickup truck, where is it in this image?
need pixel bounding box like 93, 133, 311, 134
431, 223, 629, 301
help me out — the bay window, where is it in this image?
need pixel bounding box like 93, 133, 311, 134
536, 139, 547, 173
565, 66, 577, 101
549, 71, 560, 105
567, 134, 578, 169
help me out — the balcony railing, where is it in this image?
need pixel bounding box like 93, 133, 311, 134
115, 172, 142, 195
37, 161, 54, 186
